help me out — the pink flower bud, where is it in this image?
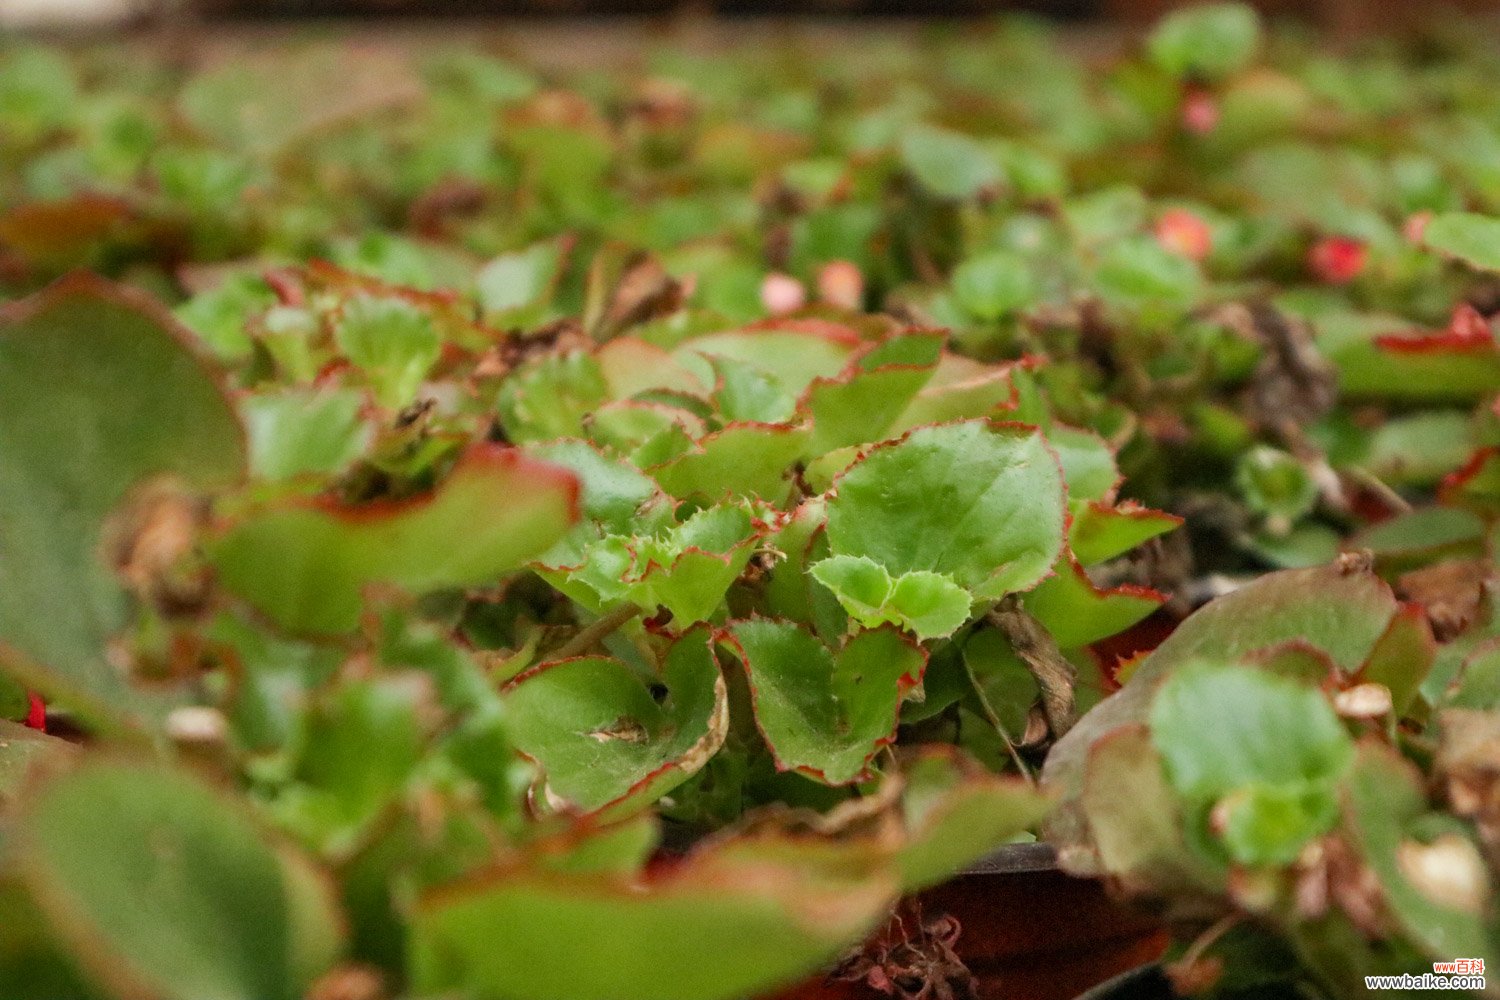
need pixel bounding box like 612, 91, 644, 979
760, 272, 807, 316
1404, 211, 1433, 244
816, 260, 864, 311
1181, 87, 1220, 135
1154, 208, 1213, 261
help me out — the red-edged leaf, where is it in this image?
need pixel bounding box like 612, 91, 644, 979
1374, 304, 1496, 356
1022, 556, 1166, 649
410, 833, 895, 1000
212, 444, 579, 634
1440, 447, 1500, 517
723, 620, 925, 785
503, 628, 729, 818
0, 274, 245, 731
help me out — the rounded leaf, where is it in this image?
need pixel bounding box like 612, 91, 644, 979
14, 761, 341, 1000
825, 421, 1066, 600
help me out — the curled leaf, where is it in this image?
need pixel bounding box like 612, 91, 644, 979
505, 628, 729, 817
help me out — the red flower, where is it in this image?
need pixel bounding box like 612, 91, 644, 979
1308, 236, 1367, 284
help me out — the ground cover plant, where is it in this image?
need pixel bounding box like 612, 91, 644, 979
1, 3, 1499, 998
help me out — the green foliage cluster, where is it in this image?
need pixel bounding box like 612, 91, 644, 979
0, 3, 1499, 998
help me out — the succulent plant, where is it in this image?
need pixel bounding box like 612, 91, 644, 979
1, 3, 1500, 997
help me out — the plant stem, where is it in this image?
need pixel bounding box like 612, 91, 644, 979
547, 602, 643, 661
961, 647, 1036, 784
988, 597, 1076, 738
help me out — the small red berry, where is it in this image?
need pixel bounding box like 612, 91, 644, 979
1308, 236, 1367, 284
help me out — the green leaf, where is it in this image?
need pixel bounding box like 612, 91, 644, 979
900, 124, 1002, 200
0, 719, 70, 808
824, 421, 1067, 600
271, 675, 434, 852
242, 388, 370, 480
1147, 3, 1261, 82
962, 628, 1039, 738
1049, 425, 1121, 504
1442, 447, 1500, 517
809, 554, 891, 621
709, 356, 798, 424
549, 503, 763, 625
1236, 445, 1318, 521
951, 251, 1037, 321
535, 813, 662, 877
1361, 411, 1476, 488
174, 272, 275, 361
1093, 236, 1202, 313
213, 444, 578, 634
803, 332, 943, 453
649, 423, 811, 502
586, 400, 704, 457
13, 761, 341, 1000
1423, 211, 1500, 272
1320, 310, 1500, 403
596, 337, 708, 400
887, 571, 974, 640
1046, 563, 1402, 852
1115, 562, 1401, 679
1447, 639, 1500, 709
475, 237, 568, 323
1355, 604, 1436, 716
889, 355, 1022, 433
895, 748, 1052, 891
1149, 661, 1352, 865
496, 350, 610, 443
725, 621, 925, 784
810, 555, 972, 641
0, 875, 99, 1000
0, 276, 245, 730
763, 500, 847, 637
1022, 558, 1164, 649
410, 836, 894, 1000
1068, 502, 1181, 566
1353, 506, 1487, 570
1345, 741, 1497, 965
528, 439, 674, 568
1076, 724, 1219, 891
504, 629, 729, 816
1248, 522, 1342, 570
0, 675, 28, 722
676, 323, 860, 396
333, 294, 442, 410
